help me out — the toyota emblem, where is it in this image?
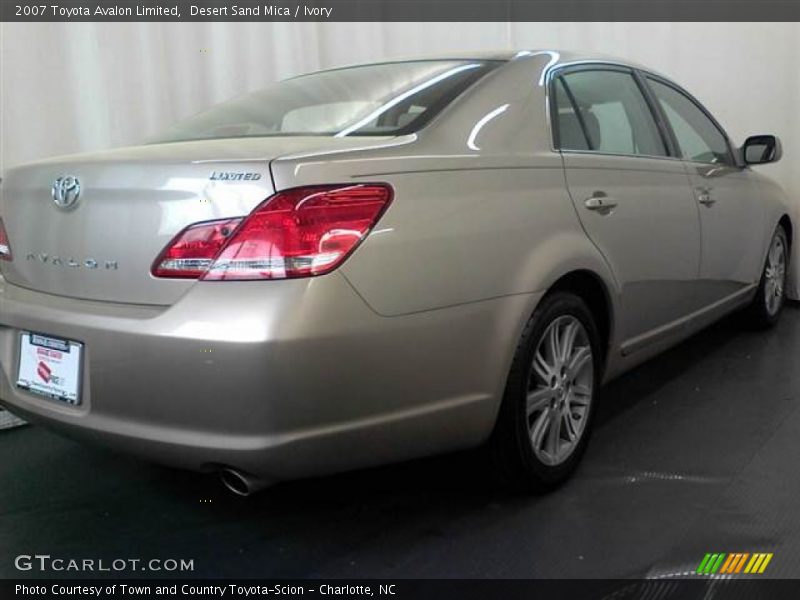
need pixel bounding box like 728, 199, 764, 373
52, 176, 81, 209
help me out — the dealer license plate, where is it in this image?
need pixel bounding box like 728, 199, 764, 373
16, 332, 83, 405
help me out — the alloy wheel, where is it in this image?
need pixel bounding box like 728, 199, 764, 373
765, 234, 786, 316
527, 315, 594, 466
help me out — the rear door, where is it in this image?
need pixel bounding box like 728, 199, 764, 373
644, 76, 765, 306
553, 66, 702, 351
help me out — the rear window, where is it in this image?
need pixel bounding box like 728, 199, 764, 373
154, 60, 500, 142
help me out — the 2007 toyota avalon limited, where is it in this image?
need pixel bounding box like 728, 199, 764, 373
0, 51, 791, 495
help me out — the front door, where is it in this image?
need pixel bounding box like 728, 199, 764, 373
645, 76, 765, 306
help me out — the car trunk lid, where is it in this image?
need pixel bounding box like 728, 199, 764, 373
0, 136, 393, 305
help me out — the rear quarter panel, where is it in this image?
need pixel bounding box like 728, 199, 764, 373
271, 152, 616, 318
270, 148, 620, 442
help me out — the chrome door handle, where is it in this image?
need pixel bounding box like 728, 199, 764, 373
698, 196, 716, 206
584, 193, 618, 215
696, 186, 716, 207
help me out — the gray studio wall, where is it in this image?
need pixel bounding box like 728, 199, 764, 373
2, 22, 799, 288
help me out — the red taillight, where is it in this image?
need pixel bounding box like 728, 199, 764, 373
151, 218, 243, 278
0, 218, 11, 261
152, 184, 392, 281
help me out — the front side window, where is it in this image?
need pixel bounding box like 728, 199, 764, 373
647, 78, 734, 165
554, 69, 668, 157
153, 60, 499, 142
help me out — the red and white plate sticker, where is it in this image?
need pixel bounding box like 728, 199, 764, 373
16, 333, 82, 405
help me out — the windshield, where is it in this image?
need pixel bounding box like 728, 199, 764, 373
154, 60, 500, 142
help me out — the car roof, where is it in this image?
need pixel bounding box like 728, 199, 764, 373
310, 50, 671, 81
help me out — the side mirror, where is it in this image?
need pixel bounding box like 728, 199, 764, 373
742, 135, 782, 165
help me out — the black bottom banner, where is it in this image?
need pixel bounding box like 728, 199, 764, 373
5, 579, 800, 600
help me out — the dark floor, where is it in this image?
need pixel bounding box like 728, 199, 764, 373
3, 306, 800, 579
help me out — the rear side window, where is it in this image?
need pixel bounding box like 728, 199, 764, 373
554, 69, 668, 158
647, 78, 735, 165
553, 77, 590, 151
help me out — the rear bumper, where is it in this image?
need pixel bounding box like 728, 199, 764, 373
0, 274, 537, 482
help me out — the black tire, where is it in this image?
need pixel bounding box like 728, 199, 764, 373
489, 291, 603, 492
745, 225, 789, 328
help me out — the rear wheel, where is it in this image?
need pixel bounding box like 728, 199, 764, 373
490, 292, 602, 491
746, 225, 788, 328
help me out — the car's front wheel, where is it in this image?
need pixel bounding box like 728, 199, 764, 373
490, 292, 602, 491
746, 225, 789, 327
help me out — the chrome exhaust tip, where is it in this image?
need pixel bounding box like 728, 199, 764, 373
220, 467, 268, 497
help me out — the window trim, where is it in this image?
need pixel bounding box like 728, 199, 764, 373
547, 63, 677, 161
554, 75, 593, 150
640, 74, 741, 168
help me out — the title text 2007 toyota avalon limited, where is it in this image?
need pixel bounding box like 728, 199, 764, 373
0, 51, 791, 495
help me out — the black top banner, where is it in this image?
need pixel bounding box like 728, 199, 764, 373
3, 0, 800, 22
